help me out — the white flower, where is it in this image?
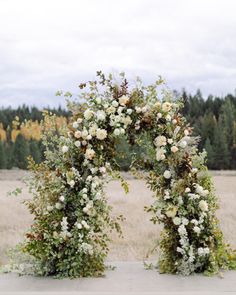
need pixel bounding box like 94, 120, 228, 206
96, 128, 107, 140
178, 224, 187, 236
172, 119, 177, 124
167, 138, 173, 144
106, 106, 116, 114
99, 167, 106, 174
171, 146, 178, 153
196, 184, 209, 197
179, 140, 187, 148
122, 116, 132, 126
184, 129, 189, 136
74, 140, 81, 148
127, 109, 133, 115
135, 106, 142, 113
69, 180, 75, 187
62, 145, 69, 153
166, 114, 171, 121
185, 187, 191, 193
120, 128, 125, 134
162, 102, 172, 112
119, 95, 129, 106
96, 110, 106, 121
156, 148, 166, 161
85, 148, 95, 160
84, 109, 93, 120
112, 100, 119, 107
59, 195, 65, 202
77, 118, 83, 124
157, 112, 162, 119
47, 205, 54, 212
117, 107, 123, 114
81, 220, 90, 230
173, 217, 181, 225
76, 223, 82, 229
166, 207, 177, 218
96, 97, 102, 104
191, 219, 198, 225
154, 135, 167, 147
198, 247, 210, 256
114, 128, 120, 136
193, 226, 201, 234
199, 200, 208, 212
182, 218, 189, 225
89, 124, 98, 136
55, 202, 63, 210
142, 106, 147, 113
74, 130, 82, 138
82, 129, 89, 139
86, 135, 92, 141
72, 121, 79, 129
191, 168, 198, 173
163, 170, 171, 179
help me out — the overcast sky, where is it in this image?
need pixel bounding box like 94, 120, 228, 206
0, 0, 236, 108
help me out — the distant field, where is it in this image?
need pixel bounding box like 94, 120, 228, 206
0, 169, 236, 264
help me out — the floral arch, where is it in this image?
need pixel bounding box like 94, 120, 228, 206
12, 72, 236, 278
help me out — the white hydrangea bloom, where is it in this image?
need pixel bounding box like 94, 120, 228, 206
85, 148, 95, 160
96, 128, 107, 140
163, 170, 171, 179
154, 135, 167, 147
162, 102, 172, 112
62, 145, 69, 153
96, 110, 106, 121
84, 109, 93, 120
199, 200, 208, 212
119, 95, 129, 106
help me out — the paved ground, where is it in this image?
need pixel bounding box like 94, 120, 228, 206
0, 262, 236, 294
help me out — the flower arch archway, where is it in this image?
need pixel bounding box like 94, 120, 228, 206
17, 72, 236, 278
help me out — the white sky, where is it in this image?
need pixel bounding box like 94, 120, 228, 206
0, 0, 236, 107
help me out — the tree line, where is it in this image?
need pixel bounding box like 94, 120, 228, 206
0, 91, 236, 170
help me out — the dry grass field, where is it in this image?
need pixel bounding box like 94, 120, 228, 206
0, 170, 236, 265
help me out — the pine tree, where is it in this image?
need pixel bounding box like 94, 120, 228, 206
212, 118, 230, 169
29, 140, 41, 164
13, 134, 30, 169
0, 141, 6, 169
204, 138, 214, 169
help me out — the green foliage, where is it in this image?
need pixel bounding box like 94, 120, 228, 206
0, 141, 6, 168
13, 134, 30, 169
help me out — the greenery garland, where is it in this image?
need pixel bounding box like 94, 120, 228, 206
5, 72, 236, 277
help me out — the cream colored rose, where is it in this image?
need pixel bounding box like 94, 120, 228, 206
154, 135, 167, 147
96, 110, 106, 121
122, 116, 132, 126
156, 148, 166, 161
96, 128, 107, 140
84, 109, 93, 120
163, 170, 171, 179
119, 95, 129, 106
89, 124, 98, 136
166, 206, 177, 218
171, 146, 179, 153
81, 129, 89, 139
199, 200, 208, 211
106, 106, 116, 114
85, 148, 95, 160
162, 102, 172, 112
74, 130, 82, 138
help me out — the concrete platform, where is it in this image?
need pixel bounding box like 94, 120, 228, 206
0, 262, 236, 294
